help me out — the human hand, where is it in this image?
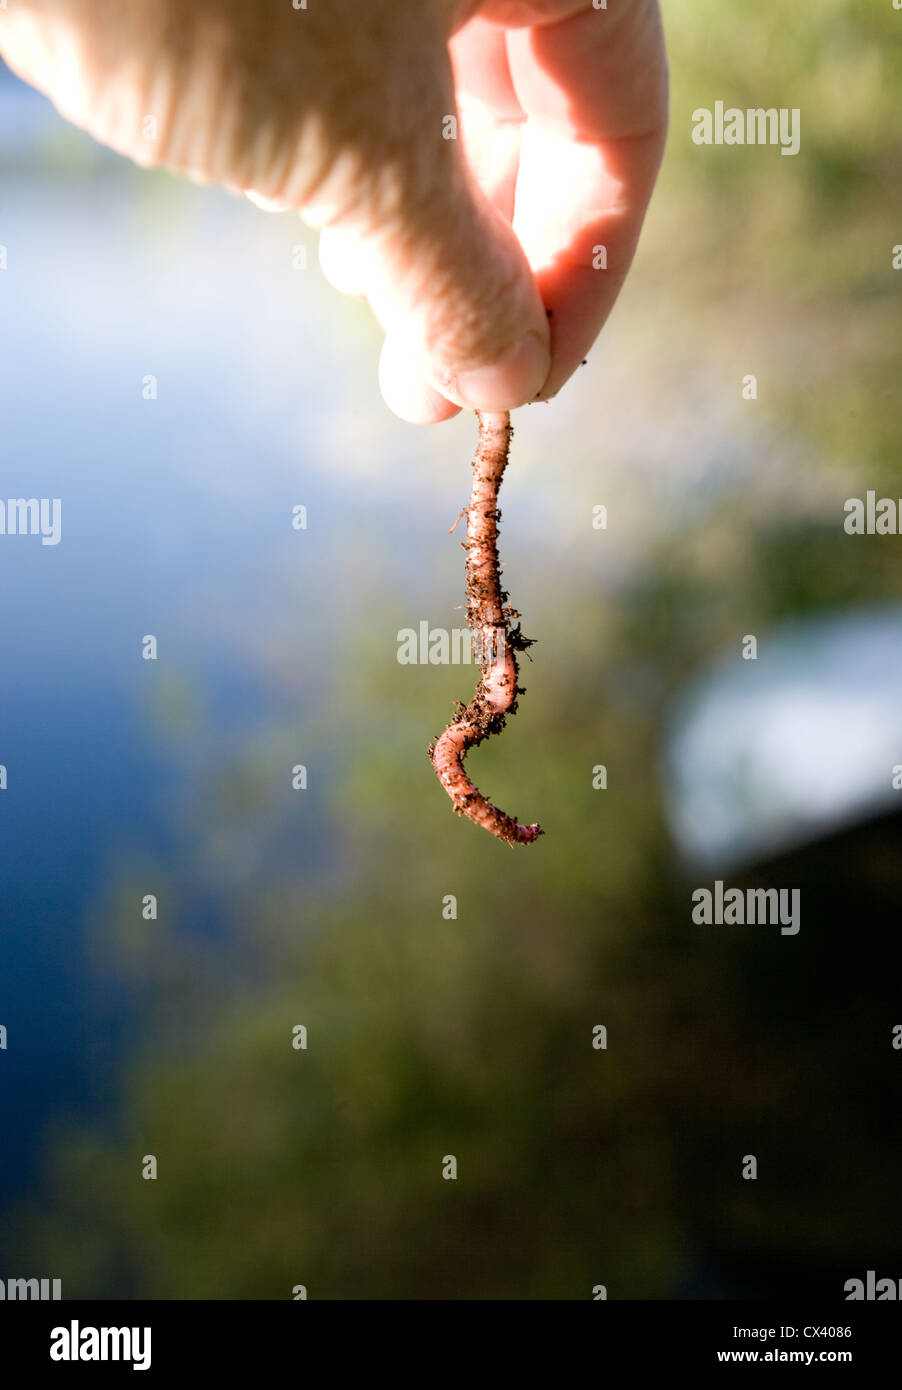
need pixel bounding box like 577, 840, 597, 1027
0, 0, 667, 422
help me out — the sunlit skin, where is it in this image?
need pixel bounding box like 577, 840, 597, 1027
0, 0, 667, 422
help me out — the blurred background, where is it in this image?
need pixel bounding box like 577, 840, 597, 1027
1, 0, 901, 1299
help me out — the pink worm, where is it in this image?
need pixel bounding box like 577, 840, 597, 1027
428, 410, 542, 846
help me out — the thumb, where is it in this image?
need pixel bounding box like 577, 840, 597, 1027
315, 83, 549, 417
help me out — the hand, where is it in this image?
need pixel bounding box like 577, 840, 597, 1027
0, 0, 668, 422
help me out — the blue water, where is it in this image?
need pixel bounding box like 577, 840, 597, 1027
0, 71, 371, 1205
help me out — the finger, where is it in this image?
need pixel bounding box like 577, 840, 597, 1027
309, 29, 549, 414
504, 0, 668, 397
378, 336, 463, 425
476, 1, 591, 25
449, 16, 523, 224
334, 19, 535, 416
341, 175, 550, 413
317, 224, 368, 299
245, 190, 290, 213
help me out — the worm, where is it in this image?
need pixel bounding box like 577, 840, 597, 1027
428, 409, 543, 845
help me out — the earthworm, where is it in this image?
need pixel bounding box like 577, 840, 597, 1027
428, 409, 543, 845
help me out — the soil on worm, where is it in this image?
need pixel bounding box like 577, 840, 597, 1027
428, 410, 543, 846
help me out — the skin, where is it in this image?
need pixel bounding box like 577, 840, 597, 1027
0, 0, 668, 422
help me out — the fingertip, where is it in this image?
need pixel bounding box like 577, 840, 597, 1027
443, 326, 550, 411
318, 225, 369, 300
379, 338, 463, 425
244, 189, 289, 213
